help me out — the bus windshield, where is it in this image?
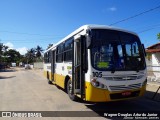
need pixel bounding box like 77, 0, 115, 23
90, 29, 146, 71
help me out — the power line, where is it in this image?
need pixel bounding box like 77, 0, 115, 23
109, 5, 160, 26
0, 5, 160, 39
1, 37, 63, 42
1, 41, 55, 44
138, 25, 160, 34
131, 22, 160, 31
0, 30, 65, 37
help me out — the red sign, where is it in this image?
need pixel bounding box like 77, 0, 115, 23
122, 91, 131, 96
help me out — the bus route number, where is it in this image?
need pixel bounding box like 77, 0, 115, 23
92, 72, 102, 78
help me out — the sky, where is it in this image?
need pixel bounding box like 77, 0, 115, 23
0, 0, 160, 55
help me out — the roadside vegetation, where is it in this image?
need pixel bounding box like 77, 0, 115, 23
0, 43, 43, 69
158, 33, 160, 40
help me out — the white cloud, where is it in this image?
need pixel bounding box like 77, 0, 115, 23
108, 7, 117, 12
102, 7, 117, 13
4, 42, 14, 49
4, 42, 28, 55
16, 47, 28, 55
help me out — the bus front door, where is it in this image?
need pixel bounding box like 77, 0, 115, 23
51, 50, 56, 82
72, 36, 85, 99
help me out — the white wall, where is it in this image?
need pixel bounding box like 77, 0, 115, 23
34, 62, 43, 69
151, 53, 160, 77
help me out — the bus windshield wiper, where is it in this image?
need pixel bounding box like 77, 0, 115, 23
111, 65, 115, 73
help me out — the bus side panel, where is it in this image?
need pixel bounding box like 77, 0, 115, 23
43, 63, 52, 80
44, 70, 52, 80
43, 71, 46, 78
55, 73, 65, 89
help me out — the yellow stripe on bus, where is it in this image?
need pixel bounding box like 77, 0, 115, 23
44, 71, 146, 102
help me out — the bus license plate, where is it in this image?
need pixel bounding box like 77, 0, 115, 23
122, 91, 131, 96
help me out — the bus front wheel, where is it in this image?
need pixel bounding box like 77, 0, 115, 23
67, 80, 77, 101
48, 80, 52, 84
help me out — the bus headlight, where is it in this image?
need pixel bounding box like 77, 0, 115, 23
91, 78, 108, 90
101, 84, 104, 88
91, 78, 100, 87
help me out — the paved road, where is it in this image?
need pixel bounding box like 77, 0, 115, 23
0, 68, 160, 120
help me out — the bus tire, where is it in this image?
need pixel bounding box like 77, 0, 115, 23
48, 79, 52, 84
47, 71, 52, 84
67, 79, 77, 101
64, 76, 70, 92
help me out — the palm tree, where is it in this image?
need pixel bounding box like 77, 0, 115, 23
35, 45, 43, 61
47, 44, 53, 50
25, 48, 35, 63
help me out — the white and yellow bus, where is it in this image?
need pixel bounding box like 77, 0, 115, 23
44, 25, 147, 102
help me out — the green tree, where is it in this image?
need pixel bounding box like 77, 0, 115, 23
3, 45, 8, 52
0, 43, 9, 64
4, 49, 21, 65
19, 55, 27, 64
35, 45, 43, 58
47, 44, 53, 50
0, 43, 3, 63
0, 43, 3, 54
158, 33, 160, 40
25, 48, 35, 63
35, 45, 43, 62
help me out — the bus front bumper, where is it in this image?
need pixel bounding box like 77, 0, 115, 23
85, 82, 146, 102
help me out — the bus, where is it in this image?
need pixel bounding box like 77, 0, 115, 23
44, 25, 147, 102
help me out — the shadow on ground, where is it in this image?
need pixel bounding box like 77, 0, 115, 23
0, 76, 16, 79
0, 69, 16, 72
84, 90, 160, 119
144, 89, 160, 102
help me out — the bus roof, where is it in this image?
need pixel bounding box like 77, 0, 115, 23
45, 24, 138, 53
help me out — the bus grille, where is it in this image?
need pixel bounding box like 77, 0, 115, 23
109, 83, 142, 91
104, 75, 143, 81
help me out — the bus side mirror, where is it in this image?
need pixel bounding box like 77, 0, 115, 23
142, 44, 146, 56
86, 29, 92, 49
86, 35, 91, 48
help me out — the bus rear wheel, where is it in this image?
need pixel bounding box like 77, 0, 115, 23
67, 80, 77, 101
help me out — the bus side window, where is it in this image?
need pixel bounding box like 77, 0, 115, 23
48, 51, 52, 63
64, 39, 73, 62
44, 52, 50, 63
56, 43, 64, 62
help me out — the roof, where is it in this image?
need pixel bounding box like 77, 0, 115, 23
146, 42, 160, 53
147, 42, 160, 49
146, 49, 160, 53
86, 24, 138, 36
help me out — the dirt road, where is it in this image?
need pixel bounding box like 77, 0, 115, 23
0, 67, 160, 120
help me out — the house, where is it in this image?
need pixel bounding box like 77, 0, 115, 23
146, 42, 160, 78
